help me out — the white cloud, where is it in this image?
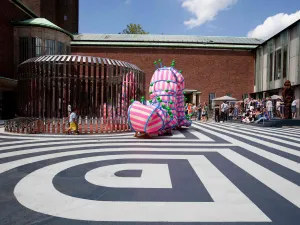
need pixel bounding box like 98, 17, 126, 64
248, 11, 300, 39
181, 0, 238, 29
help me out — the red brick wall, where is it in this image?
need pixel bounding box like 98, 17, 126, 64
71, 47, 255, 103
0, 0, 30, 79
20, 0, 40, 16
40, 0, 78, 34
55, 0, 79, 34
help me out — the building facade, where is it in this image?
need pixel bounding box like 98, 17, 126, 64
254, 19, 300, 114
20, 0, 79, 34
72, 34, 261, 105
0, 0, 76, 119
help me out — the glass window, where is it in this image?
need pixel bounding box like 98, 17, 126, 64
283, 46, 288, 79
226, 93, 232, 97
269, 52, 273, 82
274, 49, 282, 80
57, 42, 65, 54
45, 39, 56, 55
209, 93, 215, 109
32, 37, 42, 57
19, 37, 30, 63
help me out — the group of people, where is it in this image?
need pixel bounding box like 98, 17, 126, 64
213, 101, 239, 123
243, 97, 297, 120
185, 103, 209, 122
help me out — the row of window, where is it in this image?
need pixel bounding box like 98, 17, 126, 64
19, 37, 71, 63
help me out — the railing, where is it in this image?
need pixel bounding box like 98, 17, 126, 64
5, 117, 130, 134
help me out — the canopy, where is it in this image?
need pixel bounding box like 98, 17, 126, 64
270, 95, 282, 100
212, 96, 238, 102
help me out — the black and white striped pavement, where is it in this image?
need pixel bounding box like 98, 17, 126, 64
0, 122, 299, 225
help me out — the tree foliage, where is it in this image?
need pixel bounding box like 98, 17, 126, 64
120, 23, 149, 34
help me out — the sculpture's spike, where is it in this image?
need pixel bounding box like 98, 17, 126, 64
158, 59, 163, 67
179, 70, 182, 73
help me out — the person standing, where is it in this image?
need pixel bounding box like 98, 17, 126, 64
221, 101, 226, 122
197, 103, 202, 121
224, 102, 229, 122
214, 104, 220, 122
233, 104, 239, 120
204, 102, 209, 122
185, 103, 188, 116
292, 99, 297, 118
67, 108, 79, 135
187, 103, 192, 116
266, 98, 273, 119
276, 98, 281, 117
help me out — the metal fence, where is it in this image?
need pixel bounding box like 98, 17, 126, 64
7, 55, 145, 134
5, 117, 130, 134
16, 55, 145, 118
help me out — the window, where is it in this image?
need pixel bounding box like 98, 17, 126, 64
226, 93, 232, 97
269, 52, 273, 81
64, 15, 67, 21
209, 93, 215, 109
19, 37, 29, 63
45, 39, 56, 55
274, 49, 282, 80
32, 37, 42, 57
57, 42, 65, 54
283, 46, 288, 78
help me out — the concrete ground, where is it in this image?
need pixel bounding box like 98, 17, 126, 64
0, 121, 299, 225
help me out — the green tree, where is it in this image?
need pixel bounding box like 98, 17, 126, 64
120, 23, 149, 34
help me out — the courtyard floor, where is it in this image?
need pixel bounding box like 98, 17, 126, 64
0, 121, 299, 225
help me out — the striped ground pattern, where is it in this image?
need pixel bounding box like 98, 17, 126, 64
0, 122, 299, 225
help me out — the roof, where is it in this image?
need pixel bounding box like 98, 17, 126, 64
258, 18, 300, 47
0, 76, 18, 91
72, 34, 263, 50
10, 0, 38, 18
212, 96, 238, 101
12, 18, 73, 39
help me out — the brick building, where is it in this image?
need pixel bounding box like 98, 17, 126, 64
72, 34, 261, 104
4, 0, 280, 120
19, 0, 79, 34
0, 0, 75, 118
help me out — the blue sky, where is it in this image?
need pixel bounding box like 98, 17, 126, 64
79, 0, 300, 39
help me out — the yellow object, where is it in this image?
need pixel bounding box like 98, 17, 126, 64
69, 122, 78, 132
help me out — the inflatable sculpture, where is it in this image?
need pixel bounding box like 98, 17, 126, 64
128, 59, 192, 137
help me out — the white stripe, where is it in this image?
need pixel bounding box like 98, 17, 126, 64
219, 149, 300, 208
216, 123, 300, 142
192, 123, 300, 173
195, 121, 300, 134
186, 129, 214, 142
0, 142, 234, 159
198, 122, 300, 156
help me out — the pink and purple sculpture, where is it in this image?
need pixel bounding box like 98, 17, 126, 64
128, 59, 192, 137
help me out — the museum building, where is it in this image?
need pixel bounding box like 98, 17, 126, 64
1, 0, 299, 119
